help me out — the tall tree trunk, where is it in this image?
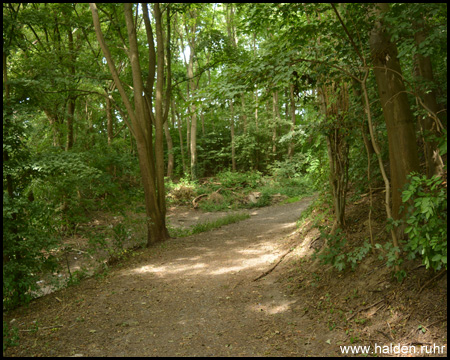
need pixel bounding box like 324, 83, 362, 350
369, 3, 420, 219
66, 26, 76, 151
230, 99, 236, 171
90, 3, 170, 246
351, 78, 375, 157
414, 22, 444, 178
288, 83, 296, 159
185, 10, 198, 180
164, 120, 174, 178
241, 95, 247, 134
172, 99, 186, 174
272, 91, 279, 158
106, 95, 113, 146
66, 97, 75, 150
190, 106, 198, 179
319, 81, 349, 229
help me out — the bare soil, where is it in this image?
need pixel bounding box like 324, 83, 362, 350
3, 194, 447, 357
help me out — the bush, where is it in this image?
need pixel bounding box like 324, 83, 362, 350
401, 173, 447, 271
215, 170, 262, 189
3, 194, 60, 310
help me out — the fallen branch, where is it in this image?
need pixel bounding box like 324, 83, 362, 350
192, 194, 208, 209
192, 188, 223, 209
70, 248, 94, 259
19, 324, 64, 332
419, 269, 446, 294
346, 298, 385, 322
253, 247, 295, 281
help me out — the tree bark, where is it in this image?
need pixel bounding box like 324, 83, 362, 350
90, 3, 169, 246
230, 99, 236, 171
172, 99, 186, 174
288, 83, 296, 159
413, 22, 444, 178
369, 3, 420, 219
185, 10, 198, 180
164, 119, 174, 178
106, 94, 113, 146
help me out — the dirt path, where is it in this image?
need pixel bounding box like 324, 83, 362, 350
6, 195, 338, 357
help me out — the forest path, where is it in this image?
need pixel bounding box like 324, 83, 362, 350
7, 195, 334, 357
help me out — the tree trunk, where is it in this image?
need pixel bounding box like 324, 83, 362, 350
185, 10, 198, 180
241, 95, 247, 134
172, 99, 186, 174
164, 119, 174, 178
190, 106, 198, 180
106, 95, 113, 146
90, 3, 169, 246
288, 83, 296, 159
319, 81, 349, 228
66, 97, 75, 150
414, 23, 444, 178
369, 3, 420, 219
272, 91, 279, 158
230, 99, 236, 171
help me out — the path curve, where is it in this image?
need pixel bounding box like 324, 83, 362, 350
9, 195, 325, 357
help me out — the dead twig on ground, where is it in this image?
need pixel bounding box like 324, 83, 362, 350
253, 247, 295, 281
418, 269, 446, 294
346, 298, 385, 321
19, 324, 64, 332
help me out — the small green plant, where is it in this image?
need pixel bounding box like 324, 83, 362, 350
401, 173, 447, 271
347, 240, 372, 271
314, 227, 348, 271
375, 241, 405, 281
169, 212, 250, 238
3, 321, 19, 352
418, 325, 427, 334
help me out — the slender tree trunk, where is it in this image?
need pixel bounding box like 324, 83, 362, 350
66, 27, 76, 151
172, 99, 186, 174
319, 81, 349, 229
272, 91, 279, 158
288, 83, 296, 159
369, 3, 420, 219
190, 106, 198, 179
230, 99, 236, 171
164, 120, 174, 178
185, 10, 198, 180
414, 23, 444, 178
106, 95, 113, 146
66, 97, 75, 150
351, 78, 375, 157
241, 95, 247, 134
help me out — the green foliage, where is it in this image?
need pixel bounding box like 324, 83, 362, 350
191, 213, 250, 234
268, 152, 311, 179
169, 212, 250, 238
314, 226, 372, 272
30, 150, 103, 227
215, 170, 262, 189
346, 240, 372, 271
3, 194, 60, 310
3, 108, 61, 310
166, 176, 198, 205
401, 173, 447, 271
3, 321, 19, 352
314, 227, 348, 271
375, 241, 405, 281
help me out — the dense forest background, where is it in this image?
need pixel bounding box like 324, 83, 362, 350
3, 2, 447, 322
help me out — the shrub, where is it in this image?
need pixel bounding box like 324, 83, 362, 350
401, 173, 447, 271
3, 194, 60, 310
